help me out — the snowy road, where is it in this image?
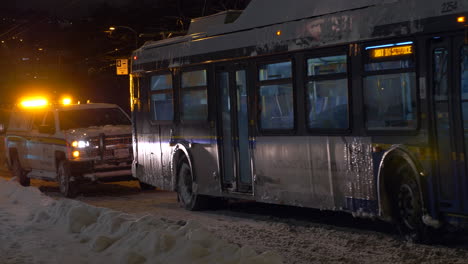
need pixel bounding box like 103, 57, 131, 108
1, 172, 468, 264
0, 175, 280, 264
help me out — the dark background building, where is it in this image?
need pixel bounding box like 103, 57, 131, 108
0, 0, 251, 110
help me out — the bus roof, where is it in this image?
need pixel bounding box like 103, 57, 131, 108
202, 0, 380, 35
133, 0, 467, 69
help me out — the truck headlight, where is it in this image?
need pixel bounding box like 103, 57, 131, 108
71, 140, 90, 148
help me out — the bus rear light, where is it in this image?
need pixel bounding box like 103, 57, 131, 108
457, 16, 466, 23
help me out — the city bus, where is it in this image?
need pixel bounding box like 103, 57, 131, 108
130, 0, 468, 240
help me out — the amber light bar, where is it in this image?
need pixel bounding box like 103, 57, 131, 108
20, 97, 48, 108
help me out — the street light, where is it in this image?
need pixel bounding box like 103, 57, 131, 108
109, 26, 138, 49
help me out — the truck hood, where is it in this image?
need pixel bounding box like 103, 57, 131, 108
64, 125, 131, 141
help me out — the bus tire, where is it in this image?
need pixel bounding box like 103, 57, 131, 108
393, 163, 426, 242
176, 157, 208, 211
57, 160, 77, 198
12, 155, 30, 187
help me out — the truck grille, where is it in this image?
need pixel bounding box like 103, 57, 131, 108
103, 136, 132, 146
86, 134, 132, 159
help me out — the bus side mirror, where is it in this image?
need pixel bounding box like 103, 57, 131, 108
38, 124, 55, 134
0, 123, 5, 134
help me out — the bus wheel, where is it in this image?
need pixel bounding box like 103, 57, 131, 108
395, 164, 425, 242
12, 155, 30, 187
57, 160, 77, 198
177, 158, 207, 211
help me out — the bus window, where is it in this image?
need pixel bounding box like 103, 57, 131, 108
308, 55, 347, 75
461, 46, 468, 99
460, 46, 468, 159
150, 74, 173, 121
434, 48, 449, 100
365, 59, 414, 71
258, 61, 294, 130
306, 55, 348, 129
181, 69, 208, 121
364, 42, 417, 130
259, 61, 292, 80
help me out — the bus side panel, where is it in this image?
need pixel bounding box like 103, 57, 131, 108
253, 136, 377, 214
136, 132, 164, 187
159, 124, 175, 189
254, 136, 331, 208
340, 136, 377, 214
134, 99, 165, 188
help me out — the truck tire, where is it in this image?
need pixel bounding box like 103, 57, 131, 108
12, 155, 30, 187
57, 160, 77, 198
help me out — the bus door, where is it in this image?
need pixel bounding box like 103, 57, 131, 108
217, 65, 253, 193
430, 35, 467, 213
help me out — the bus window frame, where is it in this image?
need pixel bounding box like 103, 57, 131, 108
361, 39, 420, 135
179, 66, 210, 124
148, 70, 174, 125
303, 49, 352, 135
255, 57, 297, 135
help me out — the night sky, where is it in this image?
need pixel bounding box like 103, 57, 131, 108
1, 0, 134, 108
6, 0, 129, 17
0, 0, 250, 109
0, 0, 249, 109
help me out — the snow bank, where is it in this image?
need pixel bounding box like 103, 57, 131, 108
0, 178, 282, 264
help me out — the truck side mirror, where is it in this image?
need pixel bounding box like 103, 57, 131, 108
38, 124, 55, 134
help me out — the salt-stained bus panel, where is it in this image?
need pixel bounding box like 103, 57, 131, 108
254, 136, 376, 213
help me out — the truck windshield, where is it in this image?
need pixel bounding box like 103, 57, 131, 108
59, 108, 131, 130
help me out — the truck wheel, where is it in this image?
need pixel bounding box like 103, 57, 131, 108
57, 160, 77, 198
12, 156, 30, 187
176, 157, 207, 211
394, 163, 425, 242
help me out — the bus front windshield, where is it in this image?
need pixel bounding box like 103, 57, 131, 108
59, 108, 131, 130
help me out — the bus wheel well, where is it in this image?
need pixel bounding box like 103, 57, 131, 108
379, 152, 427, 241
172, 149, 189, 191
380, 154, 413, 220
173, 149, 211, 211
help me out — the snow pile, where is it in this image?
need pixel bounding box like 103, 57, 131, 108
0, 178, 282, 264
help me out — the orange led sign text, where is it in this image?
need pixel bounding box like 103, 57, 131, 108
370, 45, 413, 58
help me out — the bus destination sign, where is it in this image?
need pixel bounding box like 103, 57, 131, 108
370, 45, 413, 58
